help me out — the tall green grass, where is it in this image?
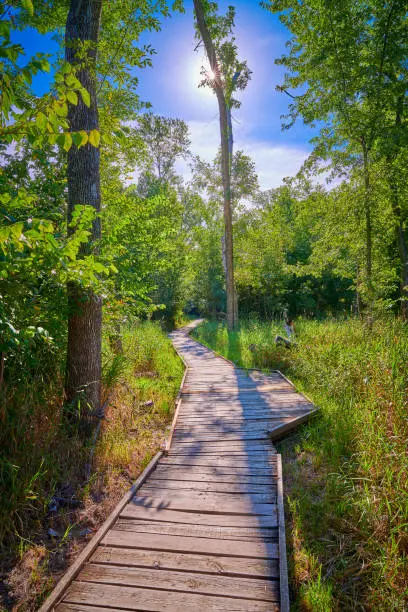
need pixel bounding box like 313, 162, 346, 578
96, 322, 184, 472
1, 320, 183, 609
193, 318, 408, 611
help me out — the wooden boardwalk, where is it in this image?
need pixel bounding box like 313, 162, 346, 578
42, 321, 317, 611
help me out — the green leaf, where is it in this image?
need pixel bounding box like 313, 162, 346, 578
21, 0, 34, 16
54, 102, 68, 117
67, 90, 78, 105
40, 59, 50, 73
35, 112, 48, 131
89, 129, 100, 148
57, 132, 72, 152
63, 132, 73, 152
79, 130, 88, 147
102, 132, 113, 145
21, 68, 33, 85
72, 132, 83, 147
65, 74, 78, 87
0, 21, 11, 40
80, 88, 91, 107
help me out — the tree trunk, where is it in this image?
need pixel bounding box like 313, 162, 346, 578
64, 0, 103, 429
361, 139, 373, 309
194, 0, 237, 330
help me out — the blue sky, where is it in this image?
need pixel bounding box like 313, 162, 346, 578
13, 0, 317, 190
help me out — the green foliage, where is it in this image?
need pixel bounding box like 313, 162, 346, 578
136, 114, 191, 188
261, 0, 408, 311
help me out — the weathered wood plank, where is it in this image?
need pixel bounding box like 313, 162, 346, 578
169, 440, 275, 453
167, 452, 276, 460
114, 519, 278, 541
142, 478, 275, 495
63, 582, 278, 611
91, 547, 279, 578
58, 605, 129, 612
165, 452, 277, 463
159, 454, 278, 465
120, 504, 278, 527
269, 410, 318, 442
168, 448, 276, 457
178, 392, 302, 402
178, 401, 305, 410
172, 430, 274, 442
176, 410, 313, 423
174, 418, 304, 433
77, 564, 279, 602
134, 488, 277, 509
158, 462, 276, 474
157, 467, 277, 480
160, 457, 277, 469
158, 459, 275, 470
102, 530, 279, 559
177, 406, 309, 416
181, 386, 292, 394
150, 470, 276, 485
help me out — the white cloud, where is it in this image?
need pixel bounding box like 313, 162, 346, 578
176, 119, 310, 191
244, 142, 310, 190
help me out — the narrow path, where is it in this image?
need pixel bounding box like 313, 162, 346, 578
44, 321, 316, 611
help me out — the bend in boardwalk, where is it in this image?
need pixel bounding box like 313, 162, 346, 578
43, 320, 316, 611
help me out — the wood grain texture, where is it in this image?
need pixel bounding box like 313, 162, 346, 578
77, 564, 279, 601
91, 547, 280, 578
101, 530, 279, 558
114, 519, 278, 541
120, 504, 278, 527
63, 582, 279, 611
132, 489, 277, 512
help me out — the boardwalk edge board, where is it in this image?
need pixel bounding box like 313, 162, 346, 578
268, 409, 319, 442
38, 451, 163, 612
164, 336, 189, 453
276, 368, 317, 407
277, 454, 290, 612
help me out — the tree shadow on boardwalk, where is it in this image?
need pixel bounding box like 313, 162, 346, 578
128, 325, 285, 592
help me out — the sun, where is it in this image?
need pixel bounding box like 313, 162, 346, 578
191, 56, 216, 90
207, 67, 216, 81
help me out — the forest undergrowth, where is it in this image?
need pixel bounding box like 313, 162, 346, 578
193, 318, 408, 611
0, 321, 183, 611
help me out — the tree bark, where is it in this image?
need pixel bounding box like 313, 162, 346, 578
194, 0, 237, 330
64, 0, 103, 428
361, 138, 373, 309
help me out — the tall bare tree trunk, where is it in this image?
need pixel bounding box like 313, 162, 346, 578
65, 0, 103, 429
194, 0, 237, 330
